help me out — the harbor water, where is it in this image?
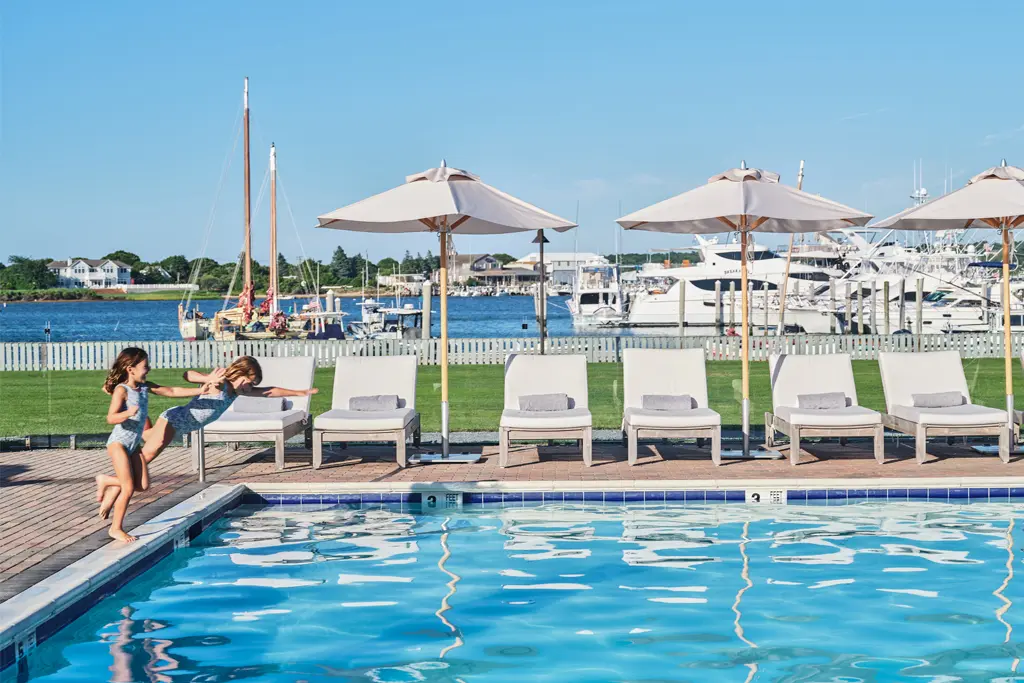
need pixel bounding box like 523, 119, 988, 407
0, 296, 669, 343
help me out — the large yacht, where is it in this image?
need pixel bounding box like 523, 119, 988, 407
620, 237, 839, 329
567, 264, 629, 325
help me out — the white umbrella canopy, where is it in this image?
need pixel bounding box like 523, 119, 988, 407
872, 161, 1024, 440
317, 161, 577, 461
617, 165, 872, 457
317, 162, 577, 234
618, 167, 872, 234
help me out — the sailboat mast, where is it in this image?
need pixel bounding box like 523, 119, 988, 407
269, 143, 278, 314
243, 77, 252, 301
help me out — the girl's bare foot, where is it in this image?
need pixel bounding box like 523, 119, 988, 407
109, 529, 137, 543
95, 474, 104, 502
99, 498, 114, 520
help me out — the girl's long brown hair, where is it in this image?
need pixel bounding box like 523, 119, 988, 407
225, 356, 263, 386
104, 347, 149, 394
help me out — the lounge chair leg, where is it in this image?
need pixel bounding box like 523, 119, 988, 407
627, 427, 638, 466
582, 427, 593, 467
191, 433, 200, 473
764, 412, 775, 448
874, 424, 885, 464
304, 425, 313, 450
999, 427, 1011, 464
396, 432, 407, 468
790, 429, 801, 466
413, 419, 421, 448
228, 442, 238, 452
621, 429, 627, 448
499, 428, 510, 468
711, 429, 722, 466
312, 431, 323, 469
275, 434, 285, 471
839, 437, 848, 447
915, 426, 928, 465
696, 438, 706, 448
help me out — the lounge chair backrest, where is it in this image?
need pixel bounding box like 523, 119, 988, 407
878, 350, 971, 412
232, 356, 316, 413
503, 354, 588, 410
769, 353, 858, 409
623, 348, 708, 409
332, 355, 417, 410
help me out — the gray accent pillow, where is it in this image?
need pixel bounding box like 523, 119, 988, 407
642, 394, 694, 411
519, 393, 570, 412
912, 391, 964, 408
234, 395, 285, 413
350, 395, 400, 411
796, 392, 847, 410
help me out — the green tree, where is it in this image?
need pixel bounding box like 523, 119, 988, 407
160, 255, 190, 282
330, 247, 352, 280
0, 256, 58, 290
377, 257, 399, 276
424, 250, 439, 272
492, 253, 516, 266
102, 251, 142, 267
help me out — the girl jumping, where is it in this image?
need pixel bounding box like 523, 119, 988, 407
97, 348, 215, 542
140, 355, 317, 468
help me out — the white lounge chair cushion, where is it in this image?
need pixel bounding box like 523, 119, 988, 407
205, 409, 307, 433
775, 405, 881, 427
315, 407, 417, 432
889, 404, 1007, 427
624, 407, 721, 429
500, 408, 592, 430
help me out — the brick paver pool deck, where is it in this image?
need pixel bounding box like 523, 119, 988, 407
3, 439, 1024, 602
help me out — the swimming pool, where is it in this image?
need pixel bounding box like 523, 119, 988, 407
9, 500, 1024, 682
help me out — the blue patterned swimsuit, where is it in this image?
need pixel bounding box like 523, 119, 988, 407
160, 386, 237, 433
106, 383, 149, 454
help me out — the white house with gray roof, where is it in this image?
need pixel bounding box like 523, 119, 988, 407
47, 258, 132, 289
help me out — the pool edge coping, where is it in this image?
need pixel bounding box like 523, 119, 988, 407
0, 483, 246, 664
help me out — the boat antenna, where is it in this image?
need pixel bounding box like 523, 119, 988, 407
242, 77, 253, 322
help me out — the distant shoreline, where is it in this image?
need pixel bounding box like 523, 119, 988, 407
0, 289, 410, 303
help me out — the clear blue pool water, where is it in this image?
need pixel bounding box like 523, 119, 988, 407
13, 502, 1024, 682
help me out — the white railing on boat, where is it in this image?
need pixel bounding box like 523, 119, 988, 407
1, 333, 1022, 371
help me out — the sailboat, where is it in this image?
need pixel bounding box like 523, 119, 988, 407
177, 79, 343, 341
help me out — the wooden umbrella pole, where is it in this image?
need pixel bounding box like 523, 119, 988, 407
740, 221, 751, 455
1003, 224, 1014, 429
439, 224, 450, 456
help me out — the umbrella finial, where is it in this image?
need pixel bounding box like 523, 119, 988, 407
440, 158, 447, 169
1002, 158, 1008, 167
740, 160, 747, 170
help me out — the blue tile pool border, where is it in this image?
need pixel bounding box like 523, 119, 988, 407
242, 487, 1024, 508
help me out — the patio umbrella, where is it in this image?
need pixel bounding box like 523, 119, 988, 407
318, 161, 576, 462
617, 165, 872, 456
873, 161, 1024, 442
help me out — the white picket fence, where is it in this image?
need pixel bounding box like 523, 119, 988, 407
2, 333, 1022, 371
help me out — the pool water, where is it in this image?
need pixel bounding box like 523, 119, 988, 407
12, 502, 1024, 682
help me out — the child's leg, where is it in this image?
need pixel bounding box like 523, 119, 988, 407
141, 418, 176, 465
106, 443, 137, 543
96, 473, 119, 502
130, 449, 149, 492
98, 482, 119, 520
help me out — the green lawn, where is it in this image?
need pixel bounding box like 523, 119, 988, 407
0, 359, 1018, 437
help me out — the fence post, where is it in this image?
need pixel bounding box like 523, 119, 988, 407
829, 281, 837, 333
728, 281, 735, 331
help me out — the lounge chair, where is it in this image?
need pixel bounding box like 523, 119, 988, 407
879, 350, 1009, 464
312, 355, 421, 468
621, 348, 721, 465
499, 354, 592, 467
194, 355, 316, 471
764, 353, 884, 465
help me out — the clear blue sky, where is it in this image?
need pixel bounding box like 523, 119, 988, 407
3, 1, 1022, 266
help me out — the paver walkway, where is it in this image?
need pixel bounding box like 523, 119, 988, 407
3, 439, 1023, 602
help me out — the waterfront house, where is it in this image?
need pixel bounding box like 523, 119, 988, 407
47, 258, 131, 289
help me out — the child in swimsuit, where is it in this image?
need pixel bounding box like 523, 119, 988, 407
140, 355, 317, 467
97, 348, 213, 543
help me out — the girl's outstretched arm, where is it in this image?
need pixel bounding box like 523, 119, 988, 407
106, 386, 139, 425
182, 367, 227, 384
240, 386, 319, 398
147, 383, 207, 398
